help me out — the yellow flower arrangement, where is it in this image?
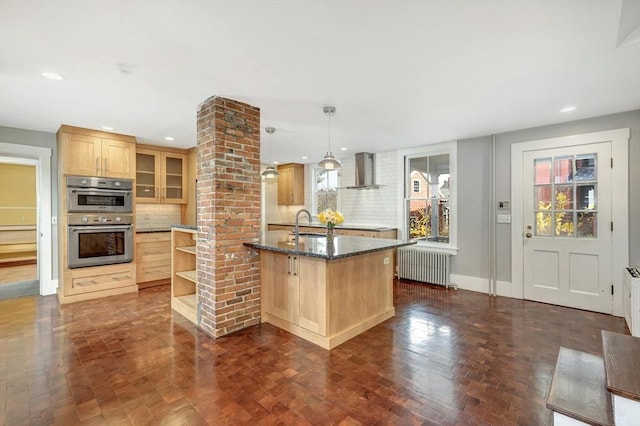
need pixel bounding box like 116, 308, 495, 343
318, 209, 344, 229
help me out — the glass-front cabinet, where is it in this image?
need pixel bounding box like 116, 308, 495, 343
136, 148, 187, 204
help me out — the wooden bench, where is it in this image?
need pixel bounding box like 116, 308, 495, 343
546, 346, 614, 426
601, 330, 640, 425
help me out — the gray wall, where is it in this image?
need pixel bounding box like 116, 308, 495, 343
454, 109, 640, 282
0, 126, 58, 279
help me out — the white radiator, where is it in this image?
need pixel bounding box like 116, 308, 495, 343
398, 247, 453, 288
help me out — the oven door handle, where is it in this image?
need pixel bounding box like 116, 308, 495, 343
69, 225, 133, 232
69, 188, 132, 196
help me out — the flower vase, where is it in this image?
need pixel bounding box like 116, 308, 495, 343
326, 225, 335, 239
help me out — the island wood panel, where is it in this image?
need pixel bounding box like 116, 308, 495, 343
260, 248, 394, 349
326, 249, 394, 338
297, 255, 327, 336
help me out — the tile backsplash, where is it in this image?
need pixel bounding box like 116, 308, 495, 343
136, 203, 182, 230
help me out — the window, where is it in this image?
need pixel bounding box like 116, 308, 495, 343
314, 168, 339, 214
400, 141, 457, 251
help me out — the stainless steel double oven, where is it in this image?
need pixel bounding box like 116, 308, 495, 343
66, 176, 134, 269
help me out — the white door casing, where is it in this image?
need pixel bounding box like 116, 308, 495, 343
511, 128, 629, 317
522, 143, 612, 313
0, 142, 55, 296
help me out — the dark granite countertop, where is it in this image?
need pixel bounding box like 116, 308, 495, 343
268, 222, 395, 232
171, 224, 197, 231
244, 231, 415, 260
136, 227, 171, 233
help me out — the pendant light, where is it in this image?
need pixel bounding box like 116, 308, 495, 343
261, 127, 279, 179
318, 106, 341, 170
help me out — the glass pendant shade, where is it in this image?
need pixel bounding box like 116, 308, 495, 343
261, 165, 279, 179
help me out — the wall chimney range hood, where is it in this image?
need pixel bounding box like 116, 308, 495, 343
347, 152, 379, 189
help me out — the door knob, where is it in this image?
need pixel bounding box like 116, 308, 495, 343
525, 232, 532, 238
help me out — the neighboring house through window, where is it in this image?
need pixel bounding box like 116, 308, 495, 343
314, 168, 340, 214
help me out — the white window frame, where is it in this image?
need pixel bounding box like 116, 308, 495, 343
312, 167, 340, 215
397, 141, 458, 255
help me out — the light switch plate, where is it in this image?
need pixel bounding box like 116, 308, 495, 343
497, 214, 511, 224
51, 216, 57, 224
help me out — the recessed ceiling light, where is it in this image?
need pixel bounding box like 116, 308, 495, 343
560, 106, 576, 113
301, 156, 308, 160
42, 72, 63, 80
273, 161, 280, 164
164, 136, 175, 141
340, 147, 348, 151
101, 126, 114, 131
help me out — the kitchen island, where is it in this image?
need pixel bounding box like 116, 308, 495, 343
245, 231, 415, 349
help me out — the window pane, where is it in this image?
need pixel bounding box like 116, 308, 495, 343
554, 157, 573, 183
575, 154, 596, 181
534, 158, 551, 184
555, 185, 573, 210
555, 212, 575, 237
577, 212, 597, 238
406, 153, 450, 243
535, 212, 552, 236
535, 185, 552, 209
315, 169, 339, 214
576, 185, 596, 210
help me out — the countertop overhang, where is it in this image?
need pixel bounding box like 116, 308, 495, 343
268, 222, 395, 232
244, 231, 415, 260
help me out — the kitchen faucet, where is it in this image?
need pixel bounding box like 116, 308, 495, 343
294, 209, 312, 238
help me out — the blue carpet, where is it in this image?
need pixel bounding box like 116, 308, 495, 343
0, 280, 39, 300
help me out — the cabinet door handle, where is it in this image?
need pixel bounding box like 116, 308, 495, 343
287, 255, 291, 275
111, 275, 130, 281
95, 157, 100, 174
105, 158, 108, 173
292, 256, 297, 276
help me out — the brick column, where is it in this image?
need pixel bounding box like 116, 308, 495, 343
195, 96, 261, 337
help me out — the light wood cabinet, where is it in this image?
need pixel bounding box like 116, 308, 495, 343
171, 227, 197, 324
58, 126, 136, 179
260, 248, 395, 349
136, 146, 187, 204
262, 252, 326, 335
136, 232, 171, 288
58, 262, 137, 304
277, 163, 304, 205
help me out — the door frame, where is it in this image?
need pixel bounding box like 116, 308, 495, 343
511, 128, 629, 316
0, 142, 55, 296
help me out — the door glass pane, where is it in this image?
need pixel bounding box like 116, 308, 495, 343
575, 154, 596, 181
534, 158, 551, 184
555, 185, 573, 210
535, 212, 552, 236
577, 212, 597, 238
555, 212, 574, 237
576, 185, 596, 210
554, 157, 573, 183
535, 186, 552, 209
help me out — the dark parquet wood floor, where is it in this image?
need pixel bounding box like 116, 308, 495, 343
0, 281, 628, 425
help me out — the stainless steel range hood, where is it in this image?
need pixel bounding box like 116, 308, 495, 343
347, 152, 379, 189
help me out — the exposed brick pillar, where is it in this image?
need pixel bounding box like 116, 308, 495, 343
195, 96, 261, 337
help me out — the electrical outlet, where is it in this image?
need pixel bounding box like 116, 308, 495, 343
383, 257, 390, 265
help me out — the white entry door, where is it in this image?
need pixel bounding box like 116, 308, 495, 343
522, 142, 612, 313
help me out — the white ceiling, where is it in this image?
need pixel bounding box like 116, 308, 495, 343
1, 1, 639, 165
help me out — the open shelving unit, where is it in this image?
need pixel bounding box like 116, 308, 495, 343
171, 227, 198, 324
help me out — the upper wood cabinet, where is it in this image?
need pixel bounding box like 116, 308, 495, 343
57, 126, 136, 179
277, 163, 305, 205
136, 146, 187, 204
